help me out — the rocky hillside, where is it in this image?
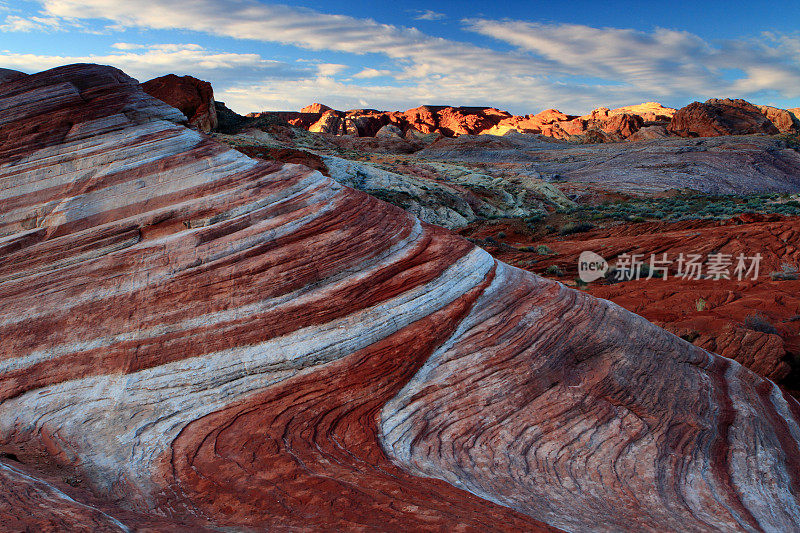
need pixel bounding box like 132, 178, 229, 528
1, 63, 800, 531
239, 97, 797, 142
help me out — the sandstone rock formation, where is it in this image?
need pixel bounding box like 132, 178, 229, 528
758, 105, 800, 134
610, 101, 676, 122
2, 63, 800, 532
141, 73, 218, 133
309, 109, 346, 134
237, 97, 797, 145
238, 98, 794, 144
301, 102, 332, 114
668, 98, 780, 137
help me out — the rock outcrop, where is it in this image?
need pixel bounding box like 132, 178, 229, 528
668, 98, 780, 137
301, 102, 332, 114
239, 99, 792, 144
2, 64, 800, 532
610, 101, 676, 122
141, 73, 218, 133
758, 105, 800, 134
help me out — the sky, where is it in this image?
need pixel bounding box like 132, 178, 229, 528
1, 0, 800, 115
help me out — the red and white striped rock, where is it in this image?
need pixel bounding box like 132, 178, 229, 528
1, 64, 799, 531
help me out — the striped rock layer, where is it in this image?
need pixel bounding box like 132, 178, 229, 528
0, 64, 799, 532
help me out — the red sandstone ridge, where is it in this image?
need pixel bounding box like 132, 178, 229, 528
141, 73, 218, 133
281, 102, 666, 141
2, 64, 800, 532
668, 98, 781, 137
236, 98, 796, 144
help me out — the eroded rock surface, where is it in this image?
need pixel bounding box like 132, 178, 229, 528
2, 63, 800, 532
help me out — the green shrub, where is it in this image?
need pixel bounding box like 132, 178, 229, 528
770, 263, 799, 281
743, 313, 779, 335
536, 244, 554, 255
560, 222, 595, 235
544, 265, 565, 277
695, 298, 707, 312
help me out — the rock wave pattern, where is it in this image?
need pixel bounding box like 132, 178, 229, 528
1, 64, 799, 532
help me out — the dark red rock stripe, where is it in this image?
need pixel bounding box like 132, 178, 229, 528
162, 264, 556, 531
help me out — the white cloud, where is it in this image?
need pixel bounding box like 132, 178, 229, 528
111, 42, 146, 50
415, 10, 446, 21
316, 63, 348, 77
0, 46, 309, 86
465, 19, 800, 100
12, 1, 800, 113
0, 14, 61, 32
111, 42, 204, 52
353, 68, 392, 79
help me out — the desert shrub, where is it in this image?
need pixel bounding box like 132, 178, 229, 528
496, 231, 507, 239
695, 298, 707, 312
560, 222, 595, 235
524, 213, 546, 227
770, 263, 799, 281
536, 244, 554, 255
544, 265, 565, 277
743, 313, 779, 335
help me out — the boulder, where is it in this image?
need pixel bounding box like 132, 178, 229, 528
141, 74, 218, 133
375, 124, 403, 138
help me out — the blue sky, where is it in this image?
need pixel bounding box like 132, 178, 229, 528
1, 0, 799, 115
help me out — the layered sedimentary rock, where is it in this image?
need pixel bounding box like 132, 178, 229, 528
2, 63, 800, 532
141, 73, 218, 133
